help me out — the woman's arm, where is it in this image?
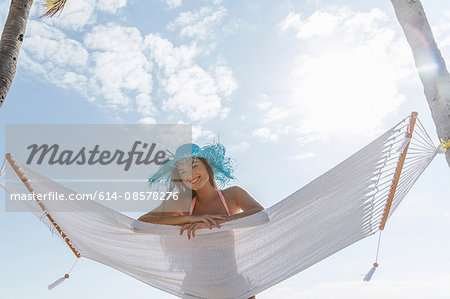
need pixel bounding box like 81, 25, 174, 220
138, 212, 193, 226
138, 213, 227, 227
180, 186, 265, 239
223, 207, 264, 222
137, 196, 189, 226
137, 199, 226, 227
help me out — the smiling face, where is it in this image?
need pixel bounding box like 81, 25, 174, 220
176, 157, 213, 191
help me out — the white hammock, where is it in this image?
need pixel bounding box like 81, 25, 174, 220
0, 112, 443, 299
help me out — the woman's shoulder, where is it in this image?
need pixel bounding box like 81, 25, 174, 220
222, 185, 247, 195
221, 185, 248, 201
221, 185, 264, 212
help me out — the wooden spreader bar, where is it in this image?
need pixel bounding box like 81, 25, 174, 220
379, 111, 418, 230
5, 153, 81, 258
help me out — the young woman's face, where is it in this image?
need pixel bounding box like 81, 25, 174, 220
176, 157, 210, 191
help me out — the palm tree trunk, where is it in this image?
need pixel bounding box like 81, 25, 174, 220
0, 0, 34, 109
391, 0, 450, 166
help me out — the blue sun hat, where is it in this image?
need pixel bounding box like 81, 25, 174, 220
148, 142, 236, 189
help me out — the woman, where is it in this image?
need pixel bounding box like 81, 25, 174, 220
138, 142, 264, 299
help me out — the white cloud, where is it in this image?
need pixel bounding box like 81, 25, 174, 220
293, 152, 317, 159
144, 34, 236, 122
228, 141, 250, 154
222, 18, 244, 35
262, 107, 290, 124
295, 133, 322, 146
19, 8, 235, 123
161, 0, 182, 9
21, 21, 154, 116
257, 101, 271, 110
174, 121, 215, 142
280, 11, 343, 39
278, 8, 416, 144
84, 24, 153, 111
40, 0, 97, 31
136, 93, 158, 115
168, 6, 228, 40
24, 21, 88, 69
20, 21, 89, 93
213, 64, 238, 98
144, 34, 197, 73
253, 127, 278, 142
432, 11, 450, 49
61, 71, 90, 90
161, 65, 223, 120
97, 0, 129, 13
34, 0, 130, 31
138, 117, 157, 124
192, 125, 216, 142
257, 94, 271, 110
84, 23, 144, 51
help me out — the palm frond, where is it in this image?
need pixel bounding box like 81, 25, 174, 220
41, 0, 68, 18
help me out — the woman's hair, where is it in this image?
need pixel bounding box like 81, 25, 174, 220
169, 157, 217, 198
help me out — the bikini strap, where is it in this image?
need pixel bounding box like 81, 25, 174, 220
217, 189, 231, 216
189, 196, 196, 216
189, 190, 231, 216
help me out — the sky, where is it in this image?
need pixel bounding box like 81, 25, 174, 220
0, 0, 449, 298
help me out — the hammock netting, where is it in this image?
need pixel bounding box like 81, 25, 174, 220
0, 113, 442, 299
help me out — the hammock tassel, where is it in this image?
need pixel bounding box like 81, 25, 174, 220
363, 262, 378, 282
48, 274, 69, 290
48, 258, 79, 290
364, 230, 382, 282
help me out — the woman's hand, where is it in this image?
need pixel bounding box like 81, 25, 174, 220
180, 215, 228, 239
188, 215, 227, 228
179, 222, 207, 240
